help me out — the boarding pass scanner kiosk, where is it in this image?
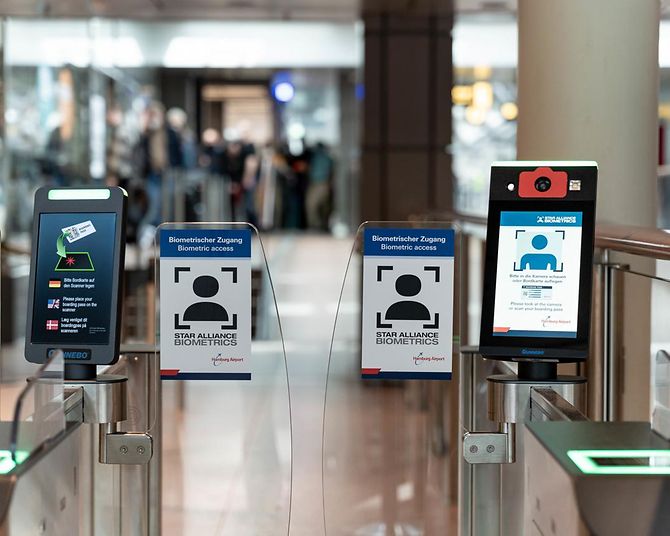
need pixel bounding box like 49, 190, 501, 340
0, 187, 155, 534
460, 161, 597, 535
461, 163, 670, 535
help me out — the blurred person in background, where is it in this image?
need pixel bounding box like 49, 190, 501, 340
201, 128, 223, 173
106, 104, 145, 242
270, 144, 295, 229
200, 128, 227, 221
42, 113, 67, 185
167, 107, 199, 219
276, 142, 301, 229
166, 107, 186, 170
305, 141, 334, 231
137, 101, 167, 231
221, 138, 258, 225
284, 139, 311, 229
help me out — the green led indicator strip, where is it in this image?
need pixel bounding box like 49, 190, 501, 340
48, 189, 111, 201
568, 449, 670, 475
0, 450, 29, 475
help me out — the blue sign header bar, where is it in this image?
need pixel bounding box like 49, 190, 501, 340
500, 211, 583, 227
160, 229, 251, 258
364, 228, 454, 257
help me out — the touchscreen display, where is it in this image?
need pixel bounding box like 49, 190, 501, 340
492, 211, 582, 339
31, 213, 117, 346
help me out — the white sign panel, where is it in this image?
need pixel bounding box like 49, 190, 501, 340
361, 228, 455, 380
159, 228, 252, 380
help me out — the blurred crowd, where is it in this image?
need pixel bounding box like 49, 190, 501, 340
101, 99, 335, 243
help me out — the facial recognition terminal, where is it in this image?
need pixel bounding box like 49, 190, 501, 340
479, 162, 597, 362
25, 187, 127, 372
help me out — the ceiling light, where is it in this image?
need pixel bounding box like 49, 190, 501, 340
500, 102, 518, 121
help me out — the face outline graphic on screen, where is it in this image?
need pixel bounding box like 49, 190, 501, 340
519, 234, 558, 271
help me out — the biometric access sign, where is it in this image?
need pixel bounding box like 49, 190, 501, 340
159, 229, 252, 380
361, 228, 455, 380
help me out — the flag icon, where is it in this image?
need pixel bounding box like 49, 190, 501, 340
47, 299, 60, 309
46, 320, 59, 331
48, 279, 61, 289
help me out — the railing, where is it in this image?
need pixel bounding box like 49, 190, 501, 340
595, 224, 670, 259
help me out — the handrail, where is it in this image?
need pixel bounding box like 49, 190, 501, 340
594, 223, 670, 260
449, 211, 488, 227
530, 388, 588, 422
1, 242, 31, 256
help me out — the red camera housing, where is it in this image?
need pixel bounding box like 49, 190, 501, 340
518, 167, 568, 198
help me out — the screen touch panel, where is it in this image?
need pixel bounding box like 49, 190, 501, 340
31, 213, 117, 346
492, 211, 582, 339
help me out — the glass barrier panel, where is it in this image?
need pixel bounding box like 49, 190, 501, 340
651, 262, 670, 437
323, 221, 460, 535
9, 349, 65, 466
0, 241, 44, 424
617, 269, 654, 423
156, 222, 291, 536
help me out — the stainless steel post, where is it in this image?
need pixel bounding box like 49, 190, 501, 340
589, 254, 625, 422
458, 348, 511, 536
110, 348, 162, 536
588, 259, 606, 421
602, 259, 624, 422
148, 350, 162, 536
161, 171, 171, 224
174, 170, 186, 223
488, 374, 585, 536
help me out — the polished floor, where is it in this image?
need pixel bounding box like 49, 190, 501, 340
161, 233, 456, 535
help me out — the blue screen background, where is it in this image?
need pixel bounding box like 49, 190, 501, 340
31, 213, 117, 345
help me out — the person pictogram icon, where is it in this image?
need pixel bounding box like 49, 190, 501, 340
183, 275, 229, 321
385, 274, 431, 321
519, 234, 557, 270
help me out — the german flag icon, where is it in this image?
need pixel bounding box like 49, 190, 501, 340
48, 279, 61, 289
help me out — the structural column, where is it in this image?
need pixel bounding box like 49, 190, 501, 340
517, 0, 659, 226
361, 4, 453, 221
517, 0, 660, 422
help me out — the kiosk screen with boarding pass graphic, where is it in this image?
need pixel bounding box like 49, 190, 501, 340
31, 212, 117, 346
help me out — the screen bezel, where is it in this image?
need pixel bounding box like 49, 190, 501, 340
25, 187, 127, 366
479, 164, 597, 362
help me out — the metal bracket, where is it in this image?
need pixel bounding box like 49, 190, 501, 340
65, 374, 128, 424
463, 423, 515, 464
100, 432, 153, 465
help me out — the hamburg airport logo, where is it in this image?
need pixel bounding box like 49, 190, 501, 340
412, 351, 447, 366
542, 315, 570, 329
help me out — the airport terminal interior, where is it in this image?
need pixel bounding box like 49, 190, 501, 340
1, 0, 670, 535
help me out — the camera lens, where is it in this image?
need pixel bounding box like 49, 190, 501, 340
534, 177, 552, 192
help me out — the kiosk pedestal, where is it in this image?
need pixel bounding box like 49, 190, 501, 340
460, 349, 586, 536
64, 365, 153, 465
